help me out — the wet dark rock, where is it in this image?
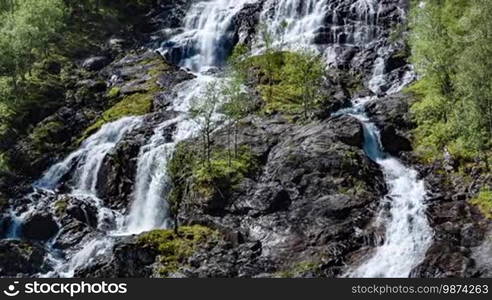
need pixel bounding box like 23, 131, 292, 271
75, 236, 159, 278
82, 56, 110, 72
410, 243, 472, 278
0, 240, 50, 277
232, 1, 265, 46
379, 125, 412, 155
174, 116, 386, 276
54, 221, 94, 250
154, 0, 192, 29
54, 195, 99, 228
21, 212, 59, 241
329, 115, 364, 148
366, 94, 413, 155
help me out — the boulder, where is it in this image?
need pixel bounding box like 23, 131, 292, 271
232, 1, 264, 46
379, 125, 412, 155
329, 115, 364, 148
410, 243, 471, 278
21, 212, 59, 241
366, 94, 413, 155
74, 236, 159, 278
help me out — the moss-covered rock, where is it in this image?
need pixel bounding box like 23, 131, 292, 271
138, 226, 220, 276
107, 87, 121, 99
78, 52, 169, 142
54, 199, 68, 215
236, 50, 334, 119
276, 260, 321, 278
471, 187, 492, 219
81, 92, 153, 138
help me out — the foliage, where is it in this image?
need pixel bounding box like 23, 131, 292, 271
233, 49, 327, 119
0, 152, 7, 171
192, 147, 257, 198
189, 81, 224, 166
138, 225, 219, 276
28, 120, 64, 154
53, 198, 68, 215
471, 187, 492, 219
168, 142, 258, 215
0, 0, 67, 93
282, 49, 326, 119
107, 87, 121, 99
221, 61, 255, 157
0, 0, 161, 171
409, 0, 492, 166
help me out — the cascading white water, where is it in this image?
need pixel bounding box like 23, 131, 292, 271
259, 0, 329, 48
335, 97, 433, 277
125, 0, 248, 234
257, 0, 384, 70
124, 118, 180, 233
124, 74, 222, 234
161, 0, 256, 71
15, 116, 141, 277
37, 116, 143, 192
72, 0, 429, 276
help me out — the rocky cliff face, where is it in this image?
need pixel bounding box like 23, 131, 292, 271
0, 0, 490, 278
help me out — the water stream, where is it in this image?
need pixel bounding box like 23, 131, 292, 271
334, 97, 433, 277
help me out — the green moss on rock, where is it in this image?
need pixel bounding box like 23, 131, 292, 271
80, 92, 152, 141
54, 199, 68, 215
107, 87, 121, 99
471, 187, 492, 219
276, 260, 320, 278
78, 53, 168, 143
138, 225, 219, 276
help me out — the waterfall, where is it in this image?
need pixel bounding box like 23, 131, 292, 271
124, 118, 179, 234
258, 0, 383, 67
160, 0, 257, 71
36, 116, 143, 192
8, 0, 432, 278
18, 117, 141, 277
124, 74, 221, 234
259, 0, 329, 48
334, 98, 433, 277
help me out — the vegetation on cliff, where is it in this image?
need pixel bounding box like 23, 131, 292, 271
409, 0, 492, 216
229, 45, 328, 119
169, 140, 259, 219
0, 0, 160, 171
138, 225, 220, 276
409, 0, 492, 167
